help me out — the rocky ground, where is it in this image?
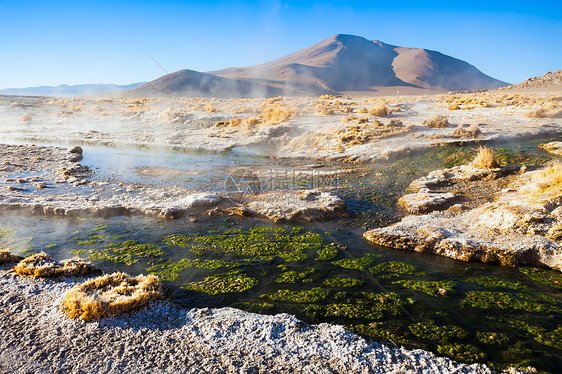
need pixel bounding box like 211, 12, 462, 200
365, 162, 562, 271
0, 267, 497, 374
1, 88, 561, 162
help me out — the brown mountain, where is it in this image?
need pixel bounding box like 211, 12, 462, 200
129, 34, 508, 97
125, 69, 289, 98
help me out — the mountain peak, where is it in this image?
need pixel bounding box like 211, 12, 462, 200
132, 34, 508, 97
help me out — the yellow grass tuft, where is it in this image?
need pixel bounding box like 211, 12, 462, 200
20, 113, 32, 122
0, 249, 21, 265
471, 146, 499, 169
62, 272, 164, 321
423, 115, 449, 128
452, 124, 481, 138
448, 103, 460, 110
13, 252, 98, 278
368, 103, 389, 117
205, 103, 217, 113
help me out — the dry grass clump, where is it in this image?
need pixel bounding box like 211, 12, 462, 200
0, 249, 21, 265
452, 124, 482, 138
262, 102, 297, 123
526, 103, 562, 118
13, 252, 98, 278
471, 146, 499, 169
448, 103, 460, 110
62, 272, 164, 321
310, 99, 354, 115
531, 162, 562, 191
423, 115, 449, 128
368, 102, 389, 117
215, 118, 243, 127
231, 105, 254, 115
205, 103, 217, 113
20, 113, 32, 122
266, 97, 283, 104
334, 119, 411, 150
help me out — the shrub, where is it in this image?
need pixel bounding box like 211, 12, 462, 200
14, 252, 98, 278
0, 249, 21, 264
62, 272, 164, 321
471, 146, 499, 169
205, 103, 217, 113
452, 124, 481, 138
423, 115, 449, 128
369, 103, 389, 117
261, 103, 297, 124
20, 113, 32, 122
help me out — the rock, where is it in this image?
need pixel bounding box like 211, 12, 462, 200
182, 193, 222, 208
398, 192, 457, 214
67, 146, 83, 155
365, 164, 562, 271
539, 141, 562, 156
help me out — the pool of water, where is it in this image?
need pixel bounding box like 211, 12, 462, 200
1, 137, 561, 372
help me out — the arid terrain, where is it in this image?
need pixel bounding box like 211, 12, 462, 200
1, 70, 561, 373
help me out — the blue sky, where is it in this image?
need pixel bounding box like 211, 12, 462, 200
1, 0, 560, 88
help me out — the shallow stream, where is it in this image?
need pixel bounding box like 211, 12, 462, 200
1, 138, 561, 372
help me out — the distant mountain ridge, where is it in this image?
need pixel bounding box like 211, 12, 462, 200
0, 82, 145, 97
130, 34, 508, 97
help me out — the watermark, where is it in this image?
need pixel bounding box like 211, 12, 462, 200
223, 167, 339, 204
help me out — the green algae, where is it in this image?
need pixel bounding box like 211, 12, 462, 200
275, 268, 314, 283
231, 301, 275, 313
331, 257, 374, 271
437, 343, 486, 363
184, 270, 257, 295
71, 240, 166, 266
369, 261, 416, 275
147, 259, 237, 281
393, 280, 457, 297
350, 323, 414, 346
519, 267, 562, 289
409, 320, 468, 343
324, 303, 385, 320
93, 225, 108, 231
510, 320, 562, 350
76, 239, 100, 246
261, 287, 329, 303
462, 291, 559, 314
316, 243, 340, 261
162, 227, 321, 261
466, 276, 527, 291
305, 291, 413, 320
323, 276, 364, 288
476, 331, 509, 346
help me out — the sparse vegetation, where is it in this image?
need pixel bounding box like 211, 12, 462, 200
368, 103, 389, 117
471, 146, 499, 169
62, 272, 164, 321
451, 124, 481, 138
20, 113, 32, 122
423, 115, 449, 128
13, 252, 98, 278
0, 249, 20, 264
184, 270, 258, 295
